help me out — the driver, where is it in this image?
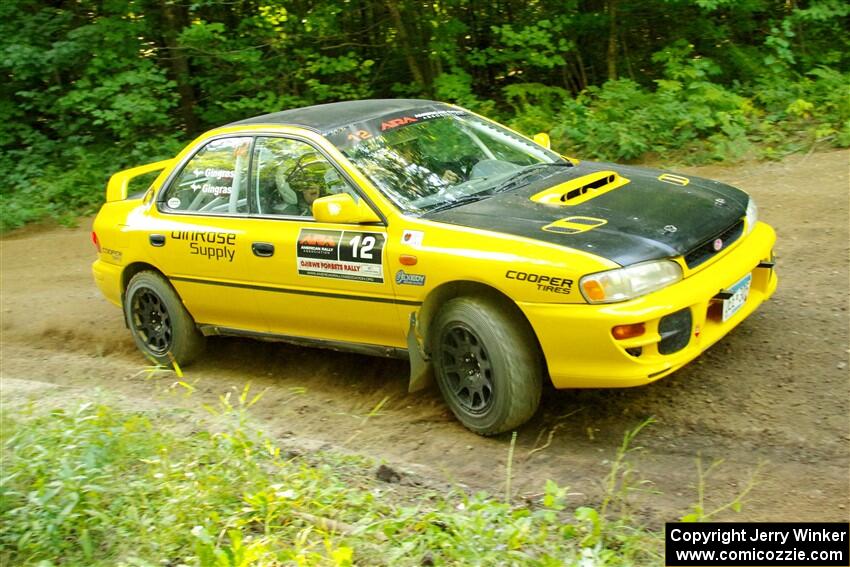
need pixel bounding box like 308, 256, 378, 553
275, 152, 329, 216
394, 141, 460, 185
297, 185, 321, 216
274, 184, 320, 216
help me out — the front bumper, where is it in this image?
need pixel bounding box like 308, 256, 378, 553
519, 222, 778, 388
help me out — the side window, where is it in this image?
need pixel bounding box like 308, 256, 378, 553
161, 137, 252, 215
252, 137, 354, 217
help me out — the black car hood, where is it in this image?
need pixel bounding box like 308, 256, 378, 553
425, 161, 749, 266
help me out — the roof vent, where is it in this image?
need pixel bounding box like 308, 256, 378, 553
530, 170, 628, 206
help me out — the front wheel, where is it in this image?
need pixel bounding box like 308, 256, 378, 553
431, 296, 542, 435
124, 271, 205, 366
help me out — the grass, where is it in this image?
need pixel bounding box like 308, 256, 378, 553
0, 393, 663, 566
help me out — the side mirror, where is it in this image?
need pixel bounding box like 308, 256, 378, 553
533, 132, 551, 149
312, 193, 381, 224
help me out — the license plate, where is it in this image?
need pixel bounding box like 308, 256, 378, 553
722, 273, 752, 322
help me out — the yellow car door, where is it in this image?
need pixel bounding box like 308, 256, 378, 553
147, 135, 267, 332
240, 135, 407, 350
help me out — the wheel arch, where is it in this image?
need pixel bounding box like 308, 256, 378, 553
122, 262, 168, 297
417, 280, 543, 359
417, 280, 547, 434
120, 262, 205, 365
120, 262, 169, 326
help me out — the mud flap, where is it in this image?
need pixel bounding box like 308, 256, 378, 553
407, 312, 434, 392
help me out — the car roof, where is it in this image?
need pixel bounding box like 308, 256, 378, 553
227, 99, 453, 134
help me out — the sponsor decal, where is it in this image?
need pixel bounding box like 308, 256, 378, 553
297, 229, 385, 283
395, 270, 426, 286
713, 238, 724, 251
714, 198, 727, 207
506, 270, 573, 295
401, 230, 424, 247
413, 109, 465, 120
542, 216, 607, 235
663, 224, 678, 234
346, 129, 372, 142
381, 116, 418, 131
167, 197, 181, 209
190, 182, 231, 196
171, 230, 236, 262
100, 247, 122, 261
193, 168, 235, 180
325, 109, 468, 147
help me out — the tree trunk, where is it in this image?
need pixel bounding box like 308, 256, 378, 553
575, 50, 588, 91
385, 0, 429, 94
606, 0, 618, 81
160, 0, 199, 134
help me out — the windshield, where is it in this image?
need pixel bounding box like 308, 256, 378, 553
326, 110, 568, 215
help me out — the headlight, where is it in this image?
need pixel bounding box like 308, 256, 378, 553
580, 260, 683, 304
745, 197, 758, 234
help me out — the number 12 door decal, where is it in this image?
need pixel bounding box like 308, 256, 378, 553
296, 229, 386, 283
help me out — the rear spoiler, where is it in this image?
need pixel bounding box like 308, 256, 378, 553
105, 159, 174, 202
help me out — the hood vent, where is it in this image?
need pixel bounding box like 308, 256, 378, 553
530, 170, 629, 206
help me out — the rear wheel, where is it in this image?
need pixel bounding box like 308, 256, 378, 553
124, 271, 204, 366
431, 296, 542, 435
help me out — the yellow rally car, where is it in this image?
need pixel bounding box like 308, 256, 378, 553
92, 99, 777, 435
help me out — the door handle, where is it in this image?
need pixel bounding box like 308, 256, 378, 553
149, 234, 166, 247
252, 242, 275, 257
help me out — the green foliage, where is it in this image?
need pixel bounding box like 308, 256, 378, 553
504, 83, 572, 135
679, 455, 763, 522
0, 401, 661, 565
0, 134, 184, 231
433, 68, 495, 115
534, 45, 849, 162
1, 0, 848, 229
546, 47, 756, 162
485, 19, 573, 70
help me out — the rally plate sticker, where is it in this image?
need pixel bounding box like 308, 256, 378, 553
297, 229, 385, 283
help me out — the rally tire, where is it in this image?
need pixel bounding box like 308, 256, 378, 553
431, 296, 542, 435
124, 271, 205, 366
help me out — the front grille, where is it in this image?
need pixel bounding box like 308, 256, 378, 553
658, 308, 692, 355
684, 220, 744, 269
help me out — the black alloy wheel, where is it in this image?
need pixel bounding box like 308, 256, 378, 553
439, 324, 494, 414
124, 271, 205, 365
131, 288, 173, 355
431, 295, 543, 435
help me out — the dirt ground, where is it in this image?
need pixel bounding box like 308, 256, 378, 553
2, 149, 848, 525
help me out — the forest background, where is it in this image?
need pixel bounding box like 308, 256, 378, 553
1, 0, 848, 230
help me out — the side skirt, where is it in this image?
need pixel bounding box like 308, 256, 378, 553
197, 324, 409, 360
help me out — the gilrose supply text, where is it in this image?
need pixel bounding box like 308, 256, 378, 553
171, 231, 236, 262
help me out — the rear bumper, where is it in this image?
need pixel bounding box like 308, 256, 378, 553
520, 222, 778, 388
92, 259, 123, 308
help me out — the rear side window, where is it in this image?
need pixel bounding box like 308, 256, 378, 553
161, 137, 252, 215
